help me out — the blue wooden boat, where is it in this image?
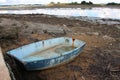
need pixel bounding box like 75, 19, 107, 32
7, 37, 86, 71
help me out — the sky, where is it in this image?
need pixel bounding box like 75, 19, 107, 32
0, 0, 120, 5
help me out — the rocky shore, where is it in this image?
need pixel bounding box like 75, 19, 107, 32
0, 14, 120, 80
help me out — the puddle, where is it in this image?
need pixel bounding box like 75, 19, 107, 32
55, 46, 77, 54
0, 8, 120, 19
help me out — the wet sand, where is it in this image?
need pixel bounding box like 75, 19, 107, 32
0, 14, 120, 80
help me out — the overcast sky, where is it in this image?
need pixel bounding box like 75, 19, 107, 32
0, 0, 120, 5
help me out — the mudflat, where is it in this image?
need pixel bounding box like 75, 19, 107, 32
0, 10, 120, 80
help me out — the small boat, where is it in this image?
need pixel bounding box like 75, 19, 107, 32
7, 37, 86, 71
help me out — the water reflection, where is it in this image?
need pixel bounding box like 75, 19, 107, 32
0, 8, 120, 19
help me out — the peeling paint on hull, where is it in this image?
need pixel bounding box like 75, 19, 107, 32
7, 37, 86, 71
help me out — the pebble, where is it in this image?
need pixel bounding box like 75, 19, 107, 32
102, 35, 115, 41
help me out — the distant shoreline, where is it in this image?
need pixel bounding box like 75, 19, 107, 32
0, 5, 120, 10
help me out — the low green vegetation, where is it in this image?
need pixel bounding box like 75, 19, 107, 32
48, 1, 120, 6
64, 1, 93, 5
48, 1, 94, 6
80, 1, 93, 5
68, 2, 80, 5
106, 2, 120, 5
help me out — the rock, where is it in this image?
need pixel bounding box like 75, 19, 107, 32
0, 30, 19, 39
41, 24, 70, 35
63, 24, 67, 27
0, 18, 22, 27
93, 32, 99, 36
43, 27, 67, 37
62, 26, 71, 32
79, 33, 85, 35
73, 33, 77, 35
115, 26, 120, 29
81, 76, 85, 80
86, 32, 99, 36
110, 57, 120, 72
109, 43, 112, 46
24, 21, 71, 36
45, 29, 66, 35
102, 35, 115, 41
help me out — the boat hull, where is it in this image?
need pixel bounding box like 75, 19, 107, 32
24, 45, 84, 70
7, 37, 86, 71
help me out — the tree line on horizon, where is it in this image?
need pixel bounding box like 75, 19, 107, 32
49, 1, 120, 5
106, 2, 120, 5
49, 1, 93, 5
68, 1, 93, 5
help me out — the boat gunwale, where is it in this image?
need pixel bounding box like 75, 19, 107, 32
6, 37, 86, 64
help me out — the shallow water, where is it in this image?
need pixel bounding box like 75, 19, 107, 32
0, 8, 120, 19
55, 46, 76, 54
